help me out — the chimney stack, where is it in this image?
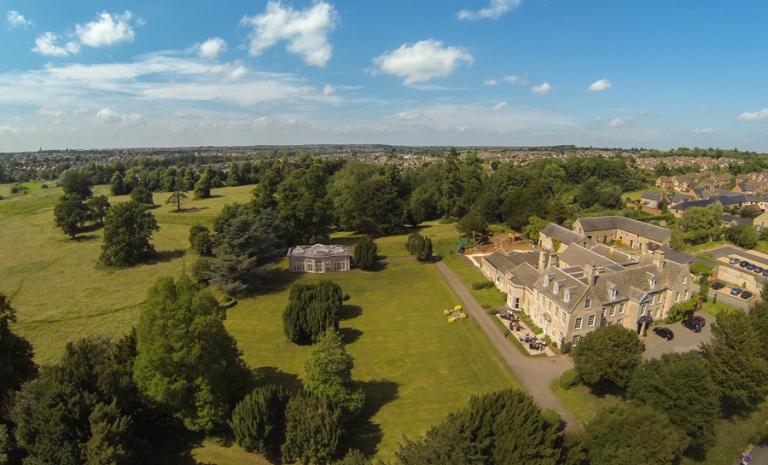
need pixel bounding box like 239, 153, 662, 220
549, 254, 560, 269
654, 251, 666, 269
538, 251, 550, 271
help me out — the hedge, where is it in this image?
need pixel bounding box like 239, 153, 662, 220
559, 368, 581, 390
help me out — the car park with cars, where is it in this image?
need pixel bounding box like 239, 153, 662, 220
740, 261, 749, 267
729, 257, 740, 264
653, 327, 674, 340
711, 282, 725, 290
731, 287, 743, 296
742, 291, 754, 300
754, 266, 764, 274
682, 319, 702, 332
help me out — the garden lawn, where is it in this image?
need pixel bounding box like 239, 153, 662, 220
701, 301, 742, 317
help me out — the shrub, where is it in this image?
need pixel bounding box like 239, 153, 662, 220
487, 308, 501, 315
472, 281, 494, 290
541, 409, 562, 427
353, 235, 378, 269
10, 184, 29, 194
666, 298, 697, 323
405, 232, 433, 261
343, 294, 350, 301
460, 313, 467, 319
41, 184, 48, 189
560, 342, 572, 354
191, 257, 213, 285
0, 195, 4, 200
689, 262, 714, 276
443, 309, 450, 316
219, 296, 237, 309
481, 304, 491, 309
454, 305, 462, 311
559, 368, 581, 390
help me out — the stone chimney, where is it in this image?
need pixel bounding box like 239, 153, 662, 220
549, 254, 560, 269
584, 261, 600, 285
538, 251, 550, 271
654, 251, 666, 269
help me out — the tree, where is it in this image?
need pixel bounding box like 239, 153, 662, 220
230, 385, 290, 459
226, 162, 241, 187
83, 401, 133, 465
725, 224, 759, 249
749, 301, 768, 358
54, 193, 88, 238
405, 232, 433, 262
353, 236, 378, 269
277, 165, 334, 244
87, 195, 111, 224
130, 185, 154, 206
396, 389, 562, 464
456, 210, 486, 238
59, 169, 94, 199
406, 185, 438, 227
0, 293, 37, 398
586, 405, 685, 465
680, 202, 723, 244
208, 212, 283, 295
572, 325, 644, 389
342, 176, 405, 236
100, 201, 160, 266
194, 172, 212, 199
283, 281, 343, 344
523, 216, 549, 242
283, 393, 343, 465
627, 352, 718, 452
304, 330, 365, 421
110, 171, 126, 196
188, 224, 214, 257
213, 202, 254, 234
133, 276, 253, 432
251, 169, 281, 213
165, 190, 188, 212
701, 309, 768, 414
333, 450, 371, 465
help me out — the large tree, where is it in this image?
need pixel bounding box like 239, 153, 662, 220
627, 352, 718, 452
230, 385, 290, 460
680, 202, 723, 244
58, 169, 94, 199
572, 325, 644, 389
251, 169, 281, 213
405, 232, 433, 262
277, 164, 334, 244
586, 405, 685, 465
456, 210, 486, 238
86, 195, 110, 225
99, 201, 160, 267
701, 309, 768, 414
303, 330, 364, 421
133, 275, 253, 432
54, 193, 89, 238
353, 236, 378, 269
0, 293, 37, 398
208, 211, 283, 295
283, 393, 343, 465
725, 224, 759, 249
283, 281, 343, 344
130, 185, 154, 206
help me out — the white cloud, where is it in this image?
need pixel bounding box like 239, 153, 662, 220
608, 117, 628, 127
532, 82, 551, 95
38, 108, 63, 118
32, 32, 80, 57
589, 78, 612, 92
6, 11, 33, 28
484, 79, 498, 86
372, 39, 473, 85
694, 128, 714, 134
197, 37, 227, 59
457, 0, 523, 20
323, 84, 335, 96
504, 75, 519, 83
737, 109, 768, 121
241, 1, 339, 67
227, 65, 247, 81
392, 111, 422, 121
96, 108, 144, 125
76, 12, 135, 47
74, 108, 89, 115
492, 102, 507, 112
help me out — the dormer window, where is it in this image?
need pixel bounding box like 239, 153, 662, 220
544, 276, 550, 287
564, 290, 571, 303
553, 282, 560, 294
610, 286, 618, 299
650, 276, 656, 288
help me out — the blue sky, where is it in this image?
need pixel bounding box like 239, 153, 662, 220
1, 0, 767, 151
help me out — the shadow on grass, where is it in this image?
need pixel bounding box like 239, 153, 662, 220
152, 249, 187, 263
345, 379, 400, 458
73, 234, 99, 242
171, 207, 210, 214
255, 269, 304, 296
252, 366, 303, 396
586, 380, 627, 399
339, 305, 363, 321
79, 223, 105, 233
340, 327, 363, 345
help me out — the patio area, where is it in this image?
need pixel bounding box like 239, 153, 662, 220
497, 310, 556, 357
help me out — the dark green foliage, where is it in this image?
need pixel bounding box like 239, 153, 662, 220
0, 293, 37, 397
208, 211, 283, 295
110, 171, 125, 196
353, 236, 378, 269
333, 449, 371, 465
58, 169, 94, 199
395, 389, 562, 465
277, 164, 334, 244
86, 195, 110, 224
471, 281, 494, 290
572, 325, 644, 388
129, 185, 154, 206
345, 176, 405, 236
749, 301, 768, 359
283, 281, 343, 344
189, 225, 214, 256
230, 385, 290, 458
99, 201, 160, 267
190, 257, 213, 285
54, 193, 89, 238
133, 275, 253, 432
456, 210, 486, 237
725, 224, 760, 249
165, 190, 188, 212
405, 232, 433, 262
193, 170, 212, 199
559, 368, 581, 390
586, 405, 685, 465
304, 330, 365, 421
0, 424, 11, 465
251, 170, 281, 213
406, 185, 438, 227
627, 352, 718, 453
213, 202, 254, 234
689, 262, 714, 276
680, 202, 723, 244
283, 393, 343, 465
10, 184, 28, 194
83, 401, 133, 465
522, 216, 549, 242
665, 298, 697, 323
701, 309, 768, 414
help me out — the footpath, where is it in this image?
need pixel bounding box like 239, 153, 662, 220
435, 261, 582, 432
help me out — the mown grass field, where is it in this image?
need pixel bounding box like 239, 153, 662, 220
0, 184, 520, 463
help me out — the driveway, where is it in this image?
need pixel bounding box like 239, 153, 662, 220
435, 261, 582, 432
643, 312, 713, 360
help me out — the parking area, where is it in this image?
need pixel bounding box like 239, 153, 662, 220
642, 312, 713, 360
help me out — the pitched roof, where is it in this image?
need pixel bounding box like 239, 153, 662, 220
576, 216, 671, 243
738, 183, 756, 191
560, 245, 618, 268
722, 214, 753, 226
484, 251, 541, 275
668, 193, 692, 203
658, 245, 695, 265
541, 223, 588, 245
641, 191, 664, 202
671, 195, 761, 212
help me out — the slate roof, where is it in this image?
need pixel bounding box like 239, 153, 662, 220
508, 263, 542, 288
671, 195, 761, 212
668, 194, 692, 204
642, 191, 664, 202
722, 214, 753, 226
484, 251, 540, 275
576, 216, 671, 243
560, 245, 618, 268
738, 183, 756, 192
589, 244, 638, 265
541, 223, 588, 245
658, 245, 695, 265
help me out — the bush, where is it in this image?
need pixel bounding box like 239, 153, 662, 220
41, 184, 48, 189
191, 257, 213, 284
666, 298, 697, 323
481, 304, 491, 309
487, 308, 501, 315
0, 195, 4, 200
560, 342, 572, 354
541, 408, 562, 427
10, 184, 29, 194
472, 281, 495, 290
343, 294, 350, 301
353, 235, 378, 269
219, 296, 237, 309
690, 262, 714, 276
405, 232, 433, 261
559, 368, 581, 390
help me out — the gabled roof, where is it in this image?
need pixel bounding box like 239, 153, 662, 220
658, 245, 695, 265
737, 183, 756, 191
722, 214, 753, 226
671, 195, 761, 212
668, 194, 692, 203
560, 245, 618, 269
576, 216, 671, 243
641, 191, 664, 202
541, 223, 588, 245
484, 251, 540, 275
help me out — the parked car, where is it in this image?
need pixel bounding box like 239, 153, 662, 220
682, 319, 702, 332
691, 315, 706, 326
741, 291, 754, 300
711, 282, 725, 290
747, 264, 757, 271
755, 266, 765, 274
653, 327, 674, 340
729, 257, 740, 264
762, 269, 768, 277
731, 288, 742, 296
740, 261, 749, 267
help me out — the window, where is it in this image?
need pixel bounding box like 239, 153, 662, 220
564, 290, 571, 303
559, 332, 564, 343
496, 275, 500, 284
306, 261, 314, 272
684, 290, 690, 300
293, 261, 305, 271
334, 261, 347, 271
588, 315, 596, 327
544, 276, 550, 287
561, 312, 566, 324
551, 327, 556, 337
535, 290, 540, 303
602, 307, 607, 317
675, 292, 680, 303
655, 308, 661, 318
572, 335, 581, 346
554, 282, 560, 293
616, 318, 623, 326
575, 318, 583, 330
554, 307, 560, 319
683, 276, 688, 285
641, 304, 647, 316
610, 305, 616, 317
619, 303, 626, 314
610, 287, 618, 299
547, 301, 552, 314
585, 298, 592, 309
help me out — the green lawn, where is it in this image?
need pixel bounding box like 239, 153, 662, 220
0, 185, 521, 463
701, 301, 743, 317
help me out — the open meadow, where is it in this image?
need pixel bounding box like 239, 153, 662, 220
0, 183, 520, 463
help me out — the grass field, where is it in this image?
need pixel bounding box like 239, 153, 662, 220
0, 184, 520, 463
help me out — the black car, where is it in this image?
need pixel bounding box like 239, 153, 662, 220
681, 319, 702, 333
755, 266, 765, 274
740, 260, 749, 268
653, 327, 674, 340
741, 291, 754, 300
710, 282, 725, 290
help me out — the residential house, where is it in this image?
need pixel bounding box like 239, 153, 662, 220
753, 212, 768, 232
539, 223, 594, 253
572, 216, 671, 250
668, 193, 692, 206
722, 214, 753, 228
287, 244, 352, 273
656, 176, 674, 189
734, 183, 757, 195
640, 191, 666, 209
